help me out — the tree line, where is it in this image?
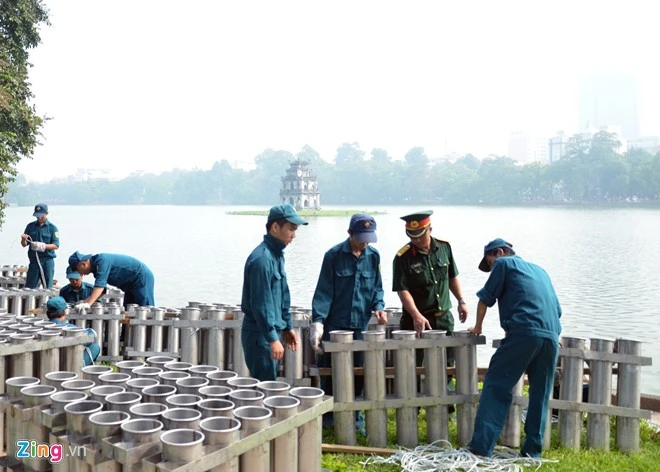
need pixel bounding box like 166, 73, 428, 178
7, 132, 660, 207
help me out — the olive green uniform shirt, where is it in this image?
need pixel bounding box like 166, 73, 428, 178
392, 238, 459, 331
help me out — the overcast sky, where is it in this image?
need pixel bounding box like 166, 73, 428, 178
17, 0, 660, 182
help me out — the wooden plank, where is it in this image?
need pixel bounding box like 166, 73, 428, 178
0, 335, 94, 356
125, 351, 180, 359
66, 314, 125, 321
332, 394, 479, 412
492, 340, 652, 366
322, 443, 397, 456
322, 336, 486, 353
140, 397, 333, 472
316, 366, 489, 377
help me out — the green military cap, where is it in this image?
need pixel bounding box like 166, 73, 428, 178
400, 210, 433, 237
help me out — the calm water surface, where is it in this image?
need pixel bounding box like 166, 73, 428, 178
2, 204, 659, 394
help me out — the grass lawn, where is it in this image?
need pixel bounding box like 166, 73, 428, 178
321, 409, 660, 471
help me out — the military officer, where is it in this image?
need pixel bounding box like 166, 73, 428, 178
392, 210, 468, 366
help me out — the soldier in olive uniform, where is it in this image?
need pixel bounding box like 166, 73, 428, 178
392, 210, 468, 367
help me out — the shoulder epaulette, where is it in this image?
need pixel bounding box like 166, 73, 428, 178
396, 244, 411, 257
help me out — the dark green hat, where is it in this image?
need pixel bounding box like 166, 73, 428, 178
400, 210, 433, 237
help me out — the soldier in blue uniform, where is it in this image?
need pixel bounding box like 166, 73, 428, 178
309, 213, 387, 431
241, 204, 306, 381
20, 203, 60, 288
468, 238, 562, 458
68, 252, 155, 310
59, 267, 97, 304
46, 296, 100, 366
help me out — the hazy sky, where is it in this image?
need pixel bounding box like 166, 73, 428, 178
18, 0, 660, 182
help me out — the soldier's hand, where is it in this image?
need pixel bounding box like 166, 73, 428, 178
468, 325, 482, 336
413, 315, 432, 337
458, 303, 468, 323
283, 329, 298, 352
270, 340, 285, 360
374, 310, 388, 325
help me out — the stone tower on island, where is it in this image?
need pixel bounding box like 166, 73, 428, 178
280, 159, 320, 210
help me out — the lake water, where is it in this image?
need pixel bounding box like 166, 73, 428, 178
2, 204, 659, 394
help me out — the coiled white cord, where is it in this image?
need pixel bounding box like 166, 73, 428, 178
361, 440, 558, 472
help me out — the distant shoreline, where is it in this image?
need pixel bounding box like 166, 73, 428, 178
226, 209, 388, 217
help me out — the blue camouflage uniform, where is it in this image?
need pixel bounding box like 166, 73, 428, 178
59, 282, 96, 304
469, 253, 562, 458
241, 234, 293, 381
87, 254, 155, 306
23, 219, 59, 288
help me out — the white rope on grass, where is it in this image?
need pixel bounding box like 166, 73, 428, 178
361, 440, 558, 472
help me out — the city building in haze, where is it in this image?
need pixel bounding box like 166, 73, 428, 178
508, 131, 549, 164
579, 74, 640, 139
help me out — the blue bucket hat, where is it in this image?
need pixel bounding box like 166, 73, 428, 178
267, 204, 308, 226
46, 296, 68, 315
478, 238, 513, 272
69, 251, 92, 270
349, 214, 377, 243
66, 267, 81, 280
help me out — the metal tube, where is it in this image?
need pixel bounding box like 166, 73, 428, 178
586, 338, 614, 450
264, 395, 300, 472
500, 375, 523, 447
12, 351, 33, 378
207, 308, 226, 368
284, 312, 304, 382
330, 330, 356, 446
232, 310, 249, 376
392, 330, 417, 447
38, 348, 60, 380
197, 399, 235, 418
161, 429, 205, 463
559, 336, 586, 449
422, 330, 449, 442
167, 310, 181, 356
616, 338, 642, 452
91, 305, 105, 357
454, 330, 478, 446
151, 307, 165, 353
65, 400, 104, 441
180, 307, 201, 364
107, 305, 121, 357
161, 407, 202, 430
200, 416, 241, 472
290, 387, 324, 472
362, 330, 387, 447
134, 306, 150, 361
234, 406, 272, 472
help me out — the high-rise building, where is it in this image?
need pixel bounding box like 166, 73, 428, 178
579, 74, 640, 139
508, 132, 549, 164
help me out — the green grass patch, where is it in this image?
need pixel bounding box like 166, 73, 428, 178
226, 209, 387, 217
321, 409, 660, 471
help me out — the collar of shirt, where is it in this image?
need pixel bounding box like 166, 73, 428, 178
263, 233, 286, 256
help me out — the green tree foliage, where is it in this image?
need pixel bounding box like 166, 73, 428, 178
0, 0, 49, 227
7, 133, 660, 207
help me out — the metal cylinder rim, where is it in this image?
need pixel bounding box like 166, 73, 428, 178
199, 416, 241, 433
160, 428, 205, 446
